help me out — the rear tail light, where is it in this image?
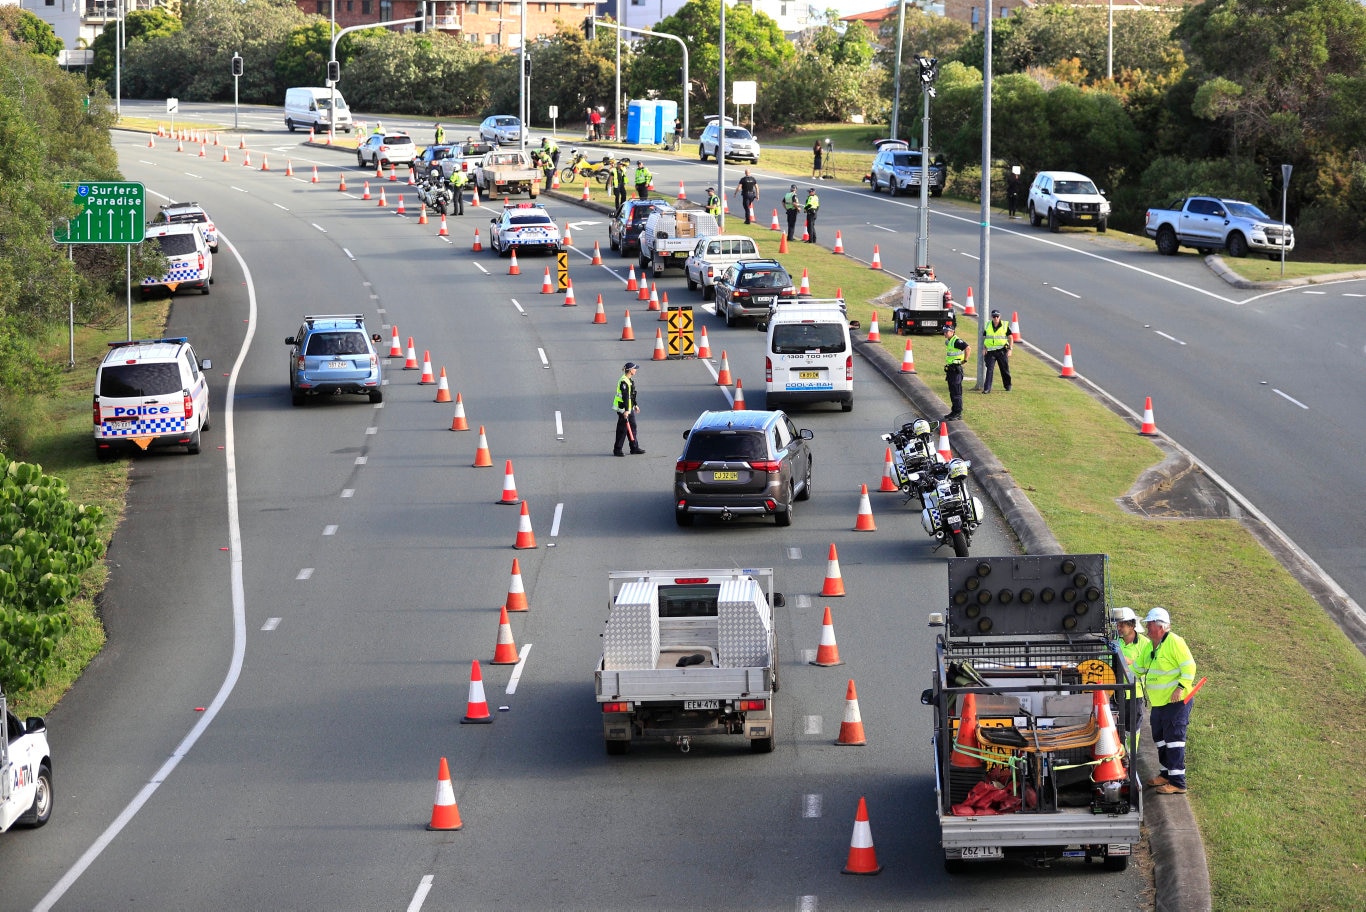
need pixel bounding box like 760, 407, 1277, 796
297, 355, 306, 369
750, 460, 781, 473
846, 355, 854, 381
764, 499, 777, 511
92, 398, 101, 426
732, 289, 750, 299
197, 253, 205, 272
765, 357, 772, 382
183, 393, 194, 419
676, 460, 702, 472
739, 699, 767, 711
601, 702, 631, 713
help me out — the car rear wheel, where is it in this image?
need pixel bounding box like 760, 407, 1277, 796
186, 430, 201, 455
675, 510, 694, 527
774, 486, 794, 527
369, 391, 383, 404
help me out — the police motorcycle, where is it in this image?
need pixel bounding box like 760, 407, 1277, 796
881, 412, 942, 508
918, 456, 984, 557
417, 166, 451, 215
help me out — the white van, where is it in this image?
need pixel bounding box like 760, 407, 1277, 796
284, 87, 352, 133
760, 299, 855, 412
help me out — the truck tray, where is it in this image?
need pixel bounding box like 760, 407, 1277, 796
596, 667, 770, 701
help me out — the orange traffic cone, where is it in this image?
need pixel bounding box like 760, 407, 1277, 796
658, 291, 671, 320
470, 186, 480, 207
449, 393, 470, 431
1091, 689, 1127, 783
880, 448, 900, 492
802, 226, 809, 242
395, 194, 406, 215
1139, 397, 1157, 435
853, 484, 877, 531
937, 422, 952, 462
377, 186, 388, 208
498, 460, 519, 504
563, 279, 578, 307
591, 241, 603, 265
677, 180, 687, 200
426, 757, 465, 828
311, 165, 320, 184
177, 138, 185, 153
779, 234, 789, 254
373, 160, 383, 179
492, 606, 521, 664
471, 228, 482, 251
541, 267, 554, 294
504, 558, 529, 612
592, 294, 607, 324
460, 661, 493, 725
899, 340, 916, 373
867, 310, 881, 343
836, 679, 868, 746
637, 275, 651, 302
951, 692, 983, 767
389, 164, 398, 182
716, 351, 733, 386
799, 268, 811, 295
551, 170, 560, 190
418, 203, 429, 225
338, 172, 348, 192
308, 126, 316, 143
434, 367, 453, 402
239, 134, 247, 150
811, 606, 844, 666
770, 209, 781, 231
620, 310, 635, 341
841, 797, 882, 875
361, 181, 372, 200
697, 326, 713, 359
833, 230, 845, 254
1010, 310, 1021, 342
403, 337, 419, 370
651, 328, 667, 361
198, 144, 206, 158
508, 249, 520, 275
821, 543, 846, 597
285, 159, 295, 177
243, 151, 252, 167
388, 326, 403, 358
625, 264, 639, 292
222, 147, 231, 163
733, 379, 747, 410
870, 244, 883, 269
418, 351, 435, 384
472, 426, 493, 467
562, 224, 574, 246
259, 154, 270, 171
647, 283, 661, 311
147, 134, 156, 148
963, 286, 977, 317
407, 169, 416, 187
1060, 343, 1077, 378
722, 195, 729, 213
512, 500, 537, 550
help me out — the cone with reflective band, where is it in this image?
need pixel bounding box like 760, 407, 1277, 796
512, 500, 537, 550
841, 797, 882, 874
658, 291, 671, 320
867, 310, 881, 343
437, 213, 449, 237
1010, 310, 1021, 342
498, 459, 519, 504
951, 691, 983, 768
407, 169, 416, 186
778, 234, 789, 254
308, 126, 316, 142
389, 327, 403, 357
722, 194, 730, 213
625, 264, 639, 292
733, 379, 747, 410
176, 138, 183, 152
592, 294, 607, 324
285, 159, 294, 176
821, 543, 846, 597
870, 244, 883, 269
853, 484, 877, 531
259, 154, 269, 171
1091, 689, 1127, 783
676, 180, 687, 200
508, 249, 520, 275
880, 448, 899, 492
581, 180, 591, 201
471, 228, 482, 251
562, 224, 573, 246
395, 194, 406, 215
449, 393, 470, 431
361, 180, 371, 200
239, 134, 247, 149
418, 203, 429, 225
899, 340, 916, 374
620, 310, 635, 341
222, 146, 231, 162
811, 606, 844, 666
647, 328, 666, 361
472, 426, 493, 467
1060, 343, 1076, 378
637, 275, 651, 301
937, 422, 952, 462
770, 209, 781, 231
418, 351, 435, 384
377, 186, 388, 208
562, 279, 578, 307
1139, 396, 1157, 435
470, 186, 480, 207
460, 662, 493, 725
148, 134, 156, 148
799, 268, 811, 295
716, 350, 733, 386
426, 757, 465, 828
802, 226, 809, 242
338, 172, 348, 192
836, 679, 868, 746
647, 283, 660, 311
551, 170, 560, 189
373, 160, 383, 179
389, 164, 398, 182
198, 144, 206, 158
311, 165, 320, 184
541, 267, 554, 294
434, 367, 452, 402
697, 326, 713, 359
243, 150, 252, 167
403, 337, 419, 370
591, 241, 603, 265
833, 230, 845, 254
504, 558, 529, 611
963, 286, 977, 317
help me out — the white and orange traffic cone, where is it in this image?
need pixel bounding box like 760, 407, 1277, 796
1010, 310, 1021, 342
470, 186, 480, 207
259, 154, 269, 171
697, 326, 713, 359
198, 143, 206, 158
677, 180, 687, 200
434, 367, 452, 402
308, 126, 316, 143
361, 180, 371, 201
373, 159, 383, 179
311, 165, 319, 184
811, 606, 844, 666
176, 138, 184, 153
841, 797, 881, 874
285, 159, 295, 177
733, 379, 747, 410
880, 448, 900, 492
620, 310, 635, 341
779, 234, 789, 255
833, 230, 845, 254
716, 351, 733, 386
508, 249, 520, 275
1060, 343, 1077, 378
512, 500, 537, 549
338, 172, 348, 192
591, 241, 603, 265
395, 194, 407, 215
1091, 689, 1127, 783
722, 194, 730, 214
492, 606, 521, 664
770, 209, 781, 231
592, 294, 607, 324
498, 460, 519, 504
242, 150, 252, 168
472, 426, 493, 467
418, 203, 429, 225
836, 679, 868, 746
899, 340, 916, 374
389, 164, 398, 182
581, 180, 591, 202
937, 422, 952, 462
625, 264, 639, 292
377, 186, 388, 208
389, 327, 403, 358
799, 267, 811, 295
222, 146, 232, 162
504, 558, 529, 612
647, 283, 661, 311
853, 484, 877, 531
870, 244, 883, 269
963, 286, 977, 317
148, 133, 156, 149
1139, 397, 1157, 435
652, 328, 667, 361
461, 662, 493, 725
637, 275, 651, 302
449, 393, 470, 431
402, 337, 419, 370
952, 691, 983, 768
867, 310, 882, 343
562, 224, 574, 246
238, 134, 247, 150
541, 267, 554, 294
658, 291, 671, 320
821, 543, 846, 597
418, 351, 435, 384
563, 279, 578, 307
470, 228, 481, 250
427, 757, 465, 828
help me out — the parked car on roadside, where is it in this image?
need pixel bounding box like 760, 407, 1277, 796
479, 115, 522, 146
1027, 170, 1110, 232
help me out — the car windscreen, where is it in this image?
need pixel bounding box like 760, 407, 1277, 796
771, 323, 848, 355
1054, 180, 1099, 195
495, 118, 518, 126
685, 431, 767, 462
99, 363, 183, 397
318, 97, 346, 110
153, 233, 198, 256
510, 215, 552, 228
724, 128, 752, 140
305, 332, 369, 356
890, 152, 922, 167
739, 269, 789, 289
383, 135, 410, 145
1224, 201, 1273, 220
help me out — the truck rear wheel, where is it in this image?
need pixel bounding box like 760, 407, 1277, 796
750, 734, 775, 753
1103, 853, 1129, 872
606, 739, 629, 755
1155, 226, 1179, 256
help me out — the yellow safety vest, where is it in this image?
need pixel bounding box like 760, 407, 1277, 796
984, 320, 1010, 351
944, 335, 965, 366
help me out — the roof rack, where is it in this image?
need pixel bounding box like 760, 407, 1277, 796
107, 337, 188, 348
302, 314, 365, 327
159, 201, 200, 209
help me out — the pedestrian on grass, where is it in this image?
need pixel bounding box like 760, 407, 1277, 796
812, 140, 823, 178
612, 362, 645, 456
734, 169, 759, 224
980, 309, 1012, 393
942, 322, 969, 421
1134, 607, 1198, 795
434, 123, 445, 145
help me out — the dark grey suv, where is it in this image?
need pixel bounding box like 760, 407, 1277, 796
674, 410, 813, 527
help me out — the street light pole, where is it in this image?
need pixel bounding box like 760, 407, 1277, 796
717, 0, 726, 229
519, 0, 526, 150
890, 0, 906, 140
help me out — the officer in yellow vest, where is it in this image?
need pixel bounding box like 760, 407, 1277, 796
981, 309, 1013, 392
1133, 607, 1198, 794
633, 161, 652, 200
447, 168, 467, 216
612, 362, 645, 456
803, 188, 820, 243
705, 188, 721, 219
782, 185, 800, 241
942, 322, 969, 421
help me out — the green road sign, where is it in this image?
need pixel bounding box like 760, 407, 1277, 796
55, 181, 145, 244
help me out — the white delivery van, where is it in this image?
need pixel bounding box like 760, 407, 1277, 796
760, 299, 855, 412
284, 87, 352, 133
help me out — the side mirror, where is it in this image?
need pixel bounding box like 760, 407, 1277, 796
799, 429, 814, 440
755, 322, 767, 332
772, 593, 786, 608
371, 333, 383, 344
920, 688, 934, 706
284, 336, 297, 346
25, 716, 46, 734
682, 429, 691, 440
848, 320, 861, 330
201, 358, 213, 370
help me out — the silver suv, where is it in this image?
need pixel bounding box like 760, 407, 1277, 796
1027, 170, 1110, 232
698, 121, 760, 164
674, 410, 813, 527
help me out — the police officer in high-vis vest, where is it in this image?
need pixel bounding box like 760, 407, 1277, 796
612, 160, 629, 211
1134, 607, 1198, 794
447, 168, 467, 215
782, 185, 801, 241
803, 188, 820, 243
705, 188, 721, 219
942, 322, 969, 421
612, 362, 645, 456
981, 309, 1012, 392
634, 161, 652, 200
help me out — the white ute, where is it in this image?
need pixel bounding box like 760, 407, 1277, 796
1, 686, 53, 832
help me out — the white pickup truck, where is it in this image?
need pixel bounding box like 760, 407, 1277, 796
684, 234, 760, 299
1144, 195, 1294, 259
639, 206, 721, 277
474, 149, 541, 199
1, 687, 53, 832
595, 568, 781, 755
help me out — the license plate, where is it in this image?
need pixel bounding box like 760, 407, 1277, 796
754, 296, 775, 305
712, 471, 739, 481
961, 846, 1003, 860
797, 370, 822, 379
107, 420, 134, 430
327, 360, 348, 369
684, 700, 719, 710
1078, 214, 1094, 220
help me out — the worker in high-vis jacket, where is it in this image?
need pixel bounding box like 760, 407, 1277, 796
612, 362, 644, 456
1134, 606, 1197, 794
1111, 606, 1150, 746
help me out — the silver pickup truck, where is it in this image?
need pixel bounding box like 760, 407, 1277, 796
1144, 195, 1294, 259
639, 206, 721, 277
596, 568, 781, 755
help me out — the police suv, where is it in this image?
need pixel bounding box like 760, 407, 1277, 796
93, 337, 212, 458
1, 686, 53, 833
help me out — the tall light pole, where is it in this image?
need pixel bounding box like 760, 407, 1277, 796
890, 0, 906, 140
614, 0, 622, 144
1107, 0, 1113, 81
518, 0, 526, 149
914, 55, 937, 269
975, 12, 995, 387
717, 0, 726, 228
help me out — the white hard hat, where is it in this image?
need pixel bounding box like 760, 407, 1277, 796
1144, 607, 1171, 626
1111, 606, 1138, 623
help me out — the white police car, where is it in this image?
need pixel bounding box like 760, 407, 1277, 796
141, 223, 213, 297
488, 202, 563, 256
93, 337, 212, 458
154, 201, 218, 253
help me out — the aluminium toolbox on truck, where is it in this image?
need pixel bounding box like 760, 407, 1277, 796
595, 568, 780, 755
922, 554, 1143, 871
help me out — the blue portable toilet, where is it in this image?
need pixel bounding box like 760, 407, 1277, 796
653, 100, 679, 145
626, 99, 656, 145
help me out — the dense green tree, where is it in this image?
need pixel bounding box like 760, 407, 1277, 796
0, 7, 64, 57
88, 8, 182, 86
481, 22, 619, 129
341, 29, 487, 117
876, 7, 971, 130
763, 20, 877, 129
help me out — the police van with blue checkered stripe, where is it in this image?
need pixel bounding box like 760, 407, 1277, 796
93, 337, 212, 458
